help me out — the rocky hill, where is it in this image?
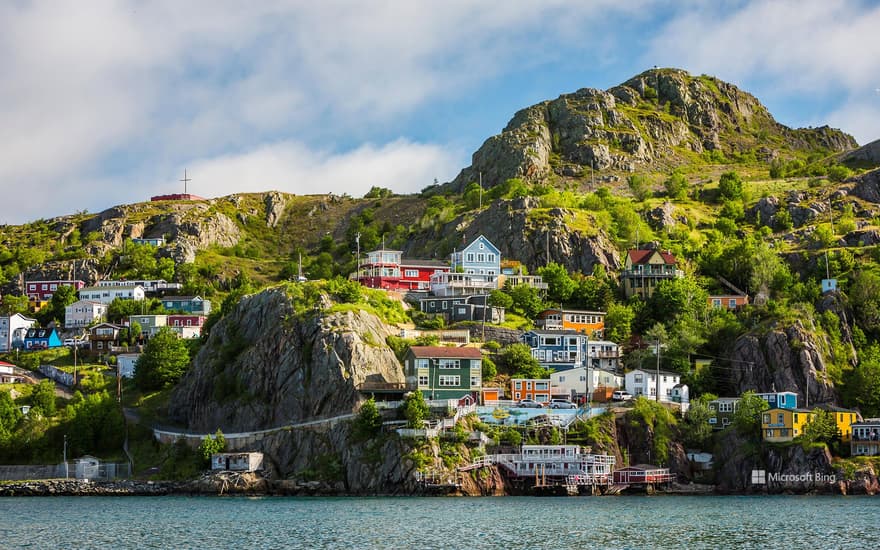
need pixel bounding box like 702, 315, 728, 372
450, 68, 858, 191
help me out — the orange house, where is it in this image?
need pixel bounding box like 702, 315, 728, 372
708, 295, 749, 310
536, 308, 605, 337
510, 378, 551, 403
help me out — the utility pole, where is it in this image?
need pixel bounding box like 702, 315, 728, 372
63, 434, 68, 479
829, 201, 834, 235
546, 230, 550, 267
356, 232, 361, 279
655, 339, 661, 402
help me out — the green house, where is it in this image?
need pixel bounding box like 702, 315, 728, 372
405, 346, 482, 400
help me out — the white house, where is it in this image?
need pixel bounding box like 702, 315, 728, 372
116, 353, 140, 378
211, 452, 264, 472
79, 285, 146, 304
0, 313, 36, 351
585, 340, 622, 371
625, 369, 683, 401
64, 300, 108, 329
551, 367, 623, 400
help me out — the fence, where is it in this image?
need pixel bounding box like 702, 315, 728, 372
38, 364, 82, 387
0, 462, 131, 481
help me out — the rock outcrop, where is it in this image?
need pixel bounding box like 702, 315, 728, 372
168, 286, 404, 433
403, 196, 620, 275
450, 68, 857, 191
843, 138, 880, 165
728, 321, 838, 406
850, 168, 880, 204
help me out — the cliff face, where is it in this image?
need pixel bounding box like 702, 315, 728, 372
451, 68, 857, 190
404, 196, 621, 275
728, 321, 838, 406
167, 287, 404, 433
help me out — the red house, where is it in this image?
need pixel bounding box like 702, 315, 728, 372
25, 280, 86, 301
613, 464, 675, 484
353, 249, 449, 292
167, 315, 206, 328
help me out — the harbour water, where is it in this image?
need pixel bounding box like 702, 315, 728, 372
1, 495, 879, 549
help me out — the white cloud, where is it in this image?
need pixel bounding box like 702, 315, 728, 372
161, 140, 461, 200
0, 0, 646, 224
826, 100, 880, 148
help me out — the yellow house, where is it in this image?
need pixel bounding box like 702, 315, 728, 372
817, 405, 861, 442
762, 408, 815, 442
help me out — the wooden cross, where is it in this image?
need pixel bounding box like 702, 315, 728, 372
180, 170, 192, 194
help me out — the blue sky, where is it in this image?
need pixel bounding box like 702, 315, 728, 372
1, 0, 878, 224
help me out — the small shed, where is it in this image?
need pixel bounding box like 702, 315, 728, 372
74, 455, 101, 480
613, 464, 675, 484
211, 452, 264, 472
116, 353, 140, 378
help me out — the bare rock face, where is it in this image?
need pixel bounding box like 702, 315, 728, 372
263, 191, 288, 228
21, 259, 103, 287
645, 201, 678, 231
749, 196, 779, 223
449, 68, 856, 192
850, 168, 880, 203
842, 138, 880, 165
167, 286, 405, 433
729, 321, 838, 406
404, 197, 620, 275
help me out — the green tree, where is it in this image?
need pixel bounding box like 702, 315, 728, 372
664, 171, 688, 199
402, 391, 430, 428
133, 326, 191, 391
198, 429, 227, 466
628, 174, 651, 201
353, 398, 382, 440
507, 284, 544, 318
363, 186, 393, 199
31, 379, 56, 417
733, 391, 769, 435
44, 284, 77, 324
537, 262, 575, 304
498, 343, 540, 376
604, 303, 635, 343
0, 390, 22, 444
0, 295, 29, 315
681, 397, 714, 449
843, 345, 880, 416
487, 290, 513, 310
481, 356, 497, 380
802, 409, 838, 444
718, 171, 744, 201
65, 391, 125, 455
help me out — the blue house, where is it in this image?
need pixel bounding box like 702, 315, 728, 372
161, 296, 212, 315
451, 235, 501, 278
756, 391, 798, 410
521, 330, 587, 371
23, 327, 62, 350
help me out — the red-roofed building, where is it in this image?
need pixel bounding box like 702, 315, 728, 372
352, 248, 449, 292
404, 346, 482, 400
622, 249, 684, 299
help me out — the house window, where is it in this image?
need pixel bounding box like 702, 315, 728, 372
466, 253, 474, 262
50, 284, 57, 290
488, 253, 495, 262
97, 341, 103, 349
404, 269, 418, 278
543, 337, 559, 346
515, 392, 521, 399
558, 376, 565, 383
766, 429, 773, 438
471, 361, 481, 370
479, 243, 484, 250
712, 299, 721, 307
415, 359, 429, 369
470, 376, 480, 387
438, 359, 460, 369
441, 301, 448, 310
41, 284, 48, 290
778, 413, 785, 424
438, 375, 460, 387
763, 413, 770, 424
418, 375, 429, 387
29, 284, 36, 291
635, 374, 643, 383
728, 299, 736, 308
477, 254, 484, 262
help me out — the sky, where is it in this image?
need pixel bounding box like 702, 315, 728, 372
1, 0, 879, 224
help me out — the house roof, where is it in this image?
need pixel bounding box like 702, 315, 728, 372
627, 249, 677, 265
80, 285, 143, 292
814, 404, 859, 414
538, 308, 606, 316
68, 299, 106, 307
628, 368, 681, 377
162, 296, 202, 301
526, 329, 586, 337
25, 328, 57, 338
400, 259, 449, 268
617, 464, 668, 471
409, 346, 483, 359
90, 323, 123, 330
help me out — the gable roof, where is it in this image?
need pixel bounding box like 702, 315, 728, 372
627, 249, 677, 265
408, 346, 482, 359
628, 368, 681, 378
162, 296, 202, 301
80, 285, 144, 292
462, 235, 500, 255
25, 328, 57, 338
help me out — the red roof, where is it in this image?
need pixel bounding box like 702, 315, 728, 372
409, 346, 483, 359
627, 249, 677, 265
